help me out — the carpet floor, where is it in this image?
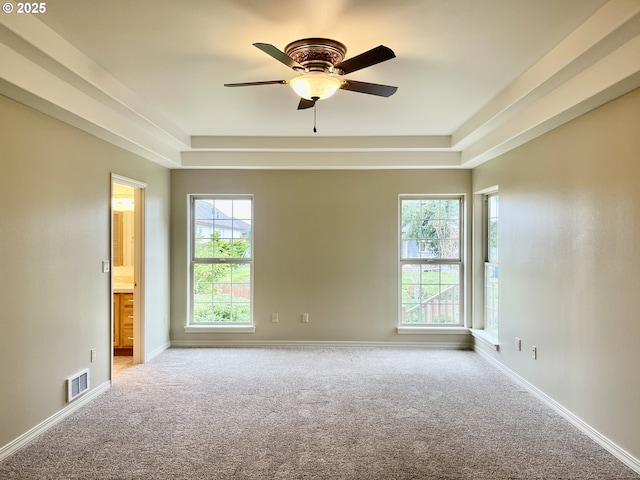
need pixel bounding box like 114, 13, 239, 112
1, 347, 638, 479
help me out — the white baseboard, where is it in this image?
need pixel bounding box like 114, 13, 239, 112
171, 339, 473, 349
145, 340, 170, 362
0, 380, 111, 462
475, 348, 640, 475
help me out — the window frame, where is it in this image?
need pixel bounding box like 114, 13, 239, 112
483, 192, 499, 336
471, 187, 499, 349
398, 195, 465, 329
186, 194, 255, 333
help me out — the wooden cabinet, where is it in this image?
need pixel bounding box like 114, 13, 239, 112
113, 292, 134, 352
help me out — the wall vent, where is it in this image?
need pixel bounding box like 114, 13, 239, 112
66, 368, 90, 402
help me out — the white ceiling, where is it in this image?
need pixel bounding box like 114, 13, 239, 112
1, 0, 639, 169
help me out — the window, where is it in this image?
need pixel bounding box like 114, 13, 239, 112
400, 197, 462, 326
484, 193, 499, 335
190, 196, 253, 326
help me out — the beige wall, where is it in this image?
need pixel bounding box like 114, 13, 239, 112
0, 95, 171, 449
2, 83, 639, 467
472, 88, 640, 460
171, 169, 472, 345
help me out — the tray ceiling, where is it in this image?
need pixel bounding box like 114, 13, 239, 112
1, 0, 639, 168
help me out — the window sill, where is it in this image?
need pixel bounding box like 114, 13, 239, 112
396, 326, 469, 335
470, 329, 499, 350
184, 324, 256, 334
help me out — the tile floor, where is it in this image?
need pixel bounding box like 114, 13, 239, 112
113, 355, 134, 376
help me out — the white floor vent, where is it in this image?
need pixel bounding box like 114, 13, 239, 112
67, 368, 90, 402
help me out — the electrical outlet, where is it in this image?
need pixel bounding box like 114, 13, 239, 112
301, 313, 309, 323
271, 313, 278, 323
90, 348, 96, 363
531, 346, 537, 360
515, 337, 521, 352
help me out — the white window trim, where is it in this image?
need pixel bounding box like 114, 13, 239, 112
184, 324, 256, 334
398, 195, 465, 330
470, 328, 499, 350
472, 186, 499, 345
397, 326, 469, 335
187, 194, 255, 332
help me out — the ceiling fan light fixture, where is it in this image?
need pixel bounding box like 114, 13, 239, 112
290, 72, 342, 101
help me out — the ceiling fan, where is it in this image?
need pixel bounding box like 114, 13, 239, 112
224, 38, 398, 110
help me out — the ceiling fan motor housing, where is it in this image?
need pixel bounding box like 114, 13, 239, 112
285, 38, 347, 73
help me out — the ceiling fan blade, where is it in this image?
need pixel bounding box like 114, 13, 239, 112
224, 80, 288, 87
253, 43, 305, 71
340, 80, 398, 97
297, 98, 316, 110
333, 45, 396, 74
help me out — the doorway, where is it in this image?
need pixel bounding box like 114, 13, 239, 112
111, 174, 146, 380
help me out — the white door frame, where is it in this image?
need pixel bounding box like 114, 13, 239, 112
111, 174, 147, 377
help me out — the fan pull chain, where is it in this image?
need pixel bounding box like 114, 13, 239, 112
312, 97, 319, 133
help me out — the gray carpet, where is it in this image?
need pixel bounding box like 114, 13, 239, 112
1, 347, 638, 479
